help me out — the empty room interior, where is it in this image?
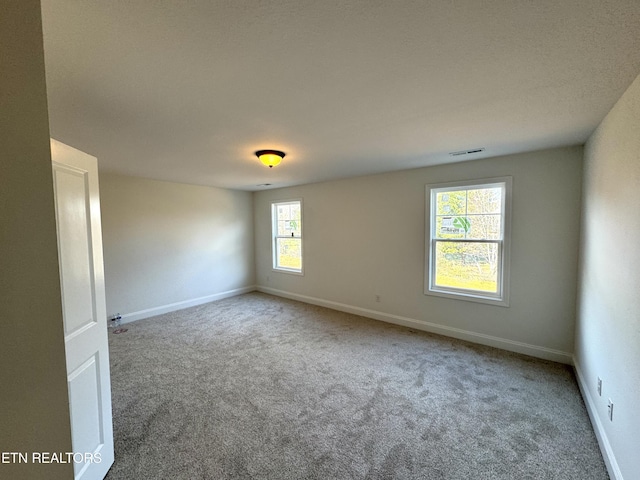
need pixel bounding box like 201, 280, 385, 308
2, 1, 640, 479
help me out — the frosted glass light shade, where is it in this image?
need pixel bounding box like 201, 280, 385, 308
256, 150, 285, 168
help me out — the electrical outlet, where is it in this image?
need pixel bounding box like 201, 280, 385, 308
375, 295, 381, 303
607, 399, 614, 421
597, 377, 602, 396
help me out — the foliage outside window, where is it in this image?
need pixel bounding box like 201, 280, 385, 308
425, 177, 511, 306
272, 200, 303, 274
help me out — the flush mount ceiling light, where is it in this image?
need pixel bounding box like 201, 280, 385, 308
256, 149, 285, 168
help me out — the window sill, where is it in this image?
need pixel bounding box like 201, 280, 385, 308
273, 267, 304, 276
425, 288, 509, 307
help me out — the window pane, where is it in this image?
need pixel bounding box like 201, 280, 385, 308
435, 216, 467, 239
466, 214, 501, 240
277, 203, 302, 236
435, 186, 503, 240
467, 187, 502, 214
276, 238, 302, 270
436, 190, 466, 215
436, 215, 501, 240
434, 241, 499, 293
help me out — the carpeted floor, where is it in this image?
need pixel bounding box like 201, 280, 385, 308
105, 292, 608, 479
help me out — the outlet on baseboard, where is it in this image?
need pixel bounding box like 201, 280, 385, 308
597, 377, 602, 396
607, 399, 614, 421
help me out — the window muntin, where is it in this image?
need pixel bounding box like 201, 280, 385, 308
426, 178, 511, 306
272, 200, 303, 273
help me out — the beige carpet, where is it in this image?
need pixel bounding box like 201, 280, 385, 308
105, 292, 608, 479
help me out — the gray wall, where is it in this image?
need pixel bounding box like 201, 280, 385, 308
100, 173, 255, 319
575, 73, 640, 479
254, 147, 583, 362
0, 1, 73, 478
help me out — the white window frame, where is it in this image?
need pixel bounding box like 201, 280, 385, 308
424, 176, 512, 306
271, 199, 304, 275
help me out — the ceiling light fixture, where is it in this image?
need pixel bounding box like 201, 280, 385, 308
256, 149, 285, 168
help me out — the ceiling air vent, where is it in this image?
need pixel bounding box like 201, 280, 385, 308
449, 148, 485, 157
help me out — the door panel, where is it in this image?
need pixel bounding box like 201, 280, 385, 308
68, 355, 103, 471
52, 139, 114, 480
54, 165, 96, 335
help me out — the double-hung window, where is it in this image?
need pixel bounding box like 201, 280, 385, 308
425, 177, 511, 306
272, 200, 303, 274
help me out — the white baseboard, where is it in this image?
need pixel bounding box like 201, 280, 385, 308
573, 359, 623, 480
257, 286, 573, 364
118, 286, 257, 324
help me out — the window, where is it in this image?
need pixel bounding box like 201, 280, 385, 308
425, 177, 511, 306
272, 200, 303, 274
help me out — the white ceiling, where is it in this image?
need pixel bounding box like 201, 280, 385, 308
41, 0, 640, 191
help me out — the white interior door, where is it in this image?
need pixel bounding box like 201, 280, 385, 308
51, 139, 114, 480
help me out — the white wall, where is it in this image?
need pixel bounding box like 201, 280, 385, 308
100, 173, 255, 321
0, 1, 74, 478
575, 74, 640, 480
254, 147, 583, 363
